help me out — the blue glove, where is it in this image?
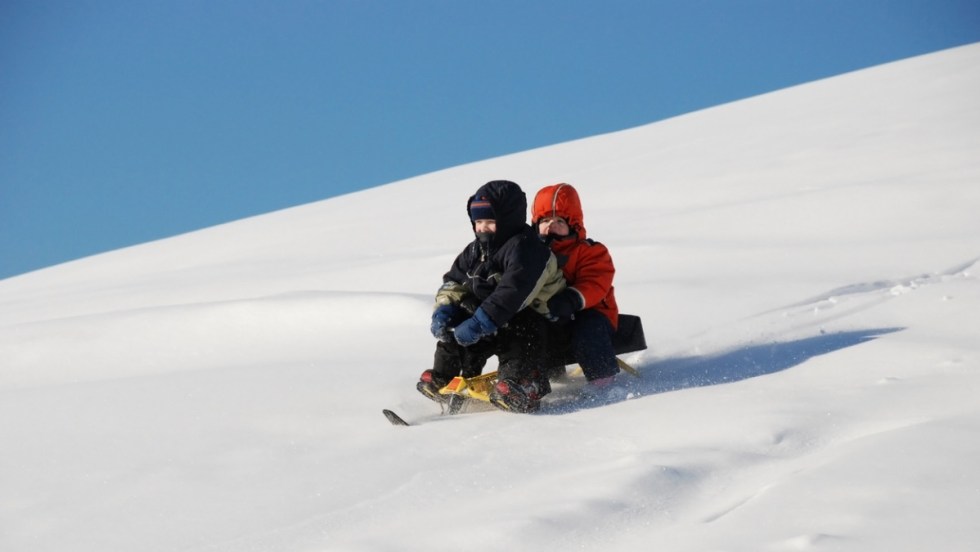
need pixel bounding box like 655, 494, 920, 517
430, 304, 459, 342
453, 307, 497, 347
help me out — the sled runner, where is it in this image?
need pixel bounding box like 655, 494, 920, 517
383, 314, 647, 426
384, 315, 647, 425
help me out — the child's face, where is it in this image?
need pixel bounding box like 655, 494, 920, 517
538, 217, 569, 237
474, 219, 496, 234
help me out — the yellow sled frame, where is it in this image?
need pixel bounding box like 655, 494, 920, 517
438, 358, 640, 403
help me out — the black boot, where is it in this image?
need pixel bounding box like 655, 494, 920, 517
417, 370, 451, 404
489, 378, 545, 413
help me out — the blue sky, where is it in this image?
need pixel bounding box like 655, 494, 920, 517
2, 0, 978, 280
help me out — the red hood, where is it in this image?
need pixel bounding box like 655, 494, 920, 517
531, 183, 587, 240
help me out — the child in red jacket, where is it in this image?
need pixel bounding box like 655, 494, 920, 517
532, 183, 620, 385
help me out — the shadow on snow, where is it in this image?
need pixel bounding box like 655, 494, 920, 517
541, 327, 904, 415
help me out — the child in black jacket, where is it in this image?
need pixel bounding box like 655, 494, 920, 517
419, 180, 564, 413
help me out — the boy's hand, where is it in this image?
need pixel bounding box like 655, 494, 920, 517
453, 307, 497, 346
430, 304, 459, 342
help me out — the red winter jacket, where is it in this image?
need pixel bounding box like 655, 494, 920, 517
532, 183, 619, 330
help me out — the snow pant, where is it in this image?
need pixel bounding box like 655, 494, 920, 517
543, 309, 620, 382
431, 308, 548, 384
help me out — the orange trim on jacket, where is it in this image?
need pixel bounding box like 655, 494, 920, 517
532, 183, 619, 329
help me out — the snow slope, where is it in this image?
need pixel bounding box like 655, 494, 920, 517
2, 43, 979, 551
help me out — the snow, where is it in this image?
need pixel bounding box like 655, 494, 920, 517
2, 43, 980, 551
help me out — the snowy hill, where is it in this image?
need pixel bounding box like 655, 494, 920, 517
2, 43, 979, 551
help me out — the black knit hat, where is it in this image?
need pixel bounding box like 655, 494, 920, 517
469, 196, 495, 221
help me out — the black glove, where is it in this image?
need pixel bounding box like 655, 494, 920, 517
547, 289, 583, 319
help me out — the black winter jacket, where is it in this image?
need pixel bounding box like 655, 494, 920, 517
441, 181, 560, 327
